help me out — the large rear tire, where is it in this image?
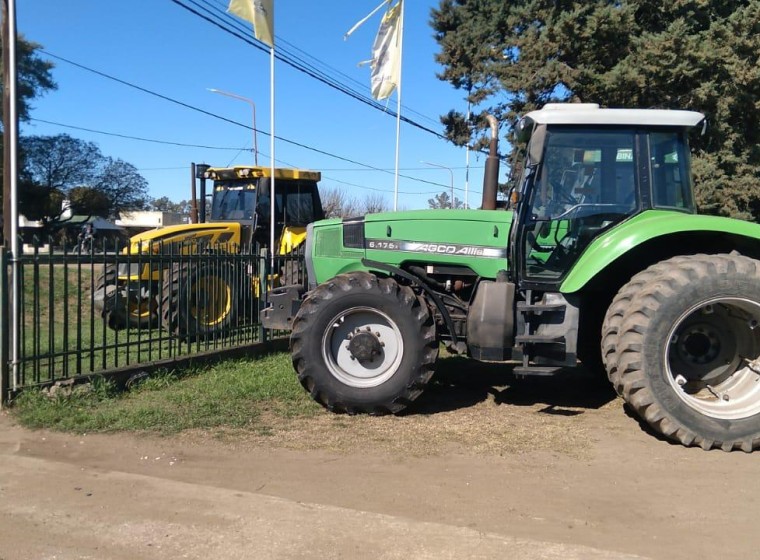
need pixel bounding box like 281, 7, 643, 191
614, 254, 760, 451
93, 265, 158, 331
161, 261, 240, 341
290, 272, 438, 414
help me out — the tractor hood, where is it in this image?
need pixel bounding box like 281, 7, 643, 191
126, 222, 243, 253
307, 208, 514, 285
361, 208, 511, 224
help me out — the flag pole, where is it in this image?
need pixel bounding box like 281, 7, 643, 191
226, 0, 275, 264
392, 0, 404, 211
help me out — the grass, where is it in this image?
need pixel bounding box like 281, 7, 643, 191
11, 352, 320, 434
10, 350, 616, 457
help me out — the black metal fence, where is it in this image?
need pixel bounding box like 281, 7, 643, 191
0, 236, 302, 400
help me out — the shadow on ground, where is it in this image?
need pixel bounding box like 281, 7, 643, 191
405, 356, 617, 416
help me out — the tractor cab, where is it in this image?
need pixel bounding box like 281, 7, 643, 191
203, 166, 324, 253
510, 104, 703, 287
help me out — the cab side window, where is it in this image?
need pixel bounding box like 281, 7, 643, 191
651, 132, 694, 211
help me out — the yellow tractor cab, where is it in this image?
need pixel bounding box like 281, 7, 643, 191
203, 165, 323, 253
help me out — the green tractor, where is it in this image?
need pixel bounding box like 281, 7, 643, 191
263, 103, 760, 452
94, 165, 323, 339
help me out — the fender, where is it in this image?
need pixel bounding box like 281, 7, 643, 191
561, 210, 760, 293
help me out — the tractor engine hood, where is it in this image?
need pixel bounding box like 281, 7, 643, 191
126, 222, 243, 254
306, 209, 514, 287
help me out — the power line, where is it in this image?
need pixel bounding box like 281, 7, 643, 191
29, 116, 456, 191
168, 0, 449, 141
39, 50, 452, 191
322, 165, 485, 172
29, 118, 250, 151
202, 0, 442, 129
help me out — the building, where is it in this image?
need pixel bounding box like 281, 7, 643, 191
115, 211, 189, 236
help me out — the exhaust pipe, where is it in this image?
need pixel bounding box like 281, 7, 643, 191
481, 115, 499, 210
190, 163, 199, 224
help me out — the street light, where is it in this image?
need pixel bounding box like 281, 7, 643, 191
421, 160, 455, 208
207, 88, 259, 166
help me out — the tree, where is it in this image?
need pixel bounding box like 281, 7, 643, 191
428, 191, 464, 209
17, 180, 64, 222
21, 134, 101, 190
0, 34, 57, 124
431, 0, 760, 220
360, 193, 390, 214
19, 134, 150, 223
319, 187, 390, 217
150, 196, 192, 214
91, 158, 150, 216
320, 186, 361, 219
68, 186, 111, 217
0, 36, 57, 241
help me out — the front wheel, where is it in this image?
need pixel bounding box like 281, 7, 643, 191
161, 261, 241, 341
290, 272, 438, 414
93, 265, 158, 330
614, 254, 760, 451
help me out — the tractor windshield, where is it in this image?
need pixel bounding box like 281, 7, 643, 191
210, 182, 257, 221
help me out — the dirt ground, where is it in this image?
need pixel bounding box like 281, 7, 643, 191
1, 365, 759, 560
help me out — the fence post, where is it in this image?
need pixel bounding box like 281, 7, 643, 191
259, 246, 268, 343
0, 247, 9, 407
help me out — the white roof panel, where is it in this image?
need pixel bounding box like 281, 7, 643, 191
524, 103, 705, 127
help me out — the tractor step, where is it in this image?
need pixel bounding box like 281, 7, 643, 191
515, 334, 564, 344
512, 366, 563, 377
516, 302, 565, 312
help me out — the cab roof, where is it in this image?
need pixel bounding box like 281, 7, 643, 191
204, 166, 321, 182
521, 103, 705, 128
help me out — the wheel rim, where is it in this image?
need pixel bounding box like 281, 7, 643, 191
192, 276, 232, 326
665, 297, 760, 420
128, 296, 155, 319
321, 306, 404, 388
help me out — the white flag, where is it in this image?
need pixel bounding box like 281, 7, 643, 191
228, 0, 274, 47
370, 1, 402, 100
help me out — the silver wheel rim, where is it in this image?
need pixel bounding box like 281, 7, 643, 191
321, 306, 404, 388
665, 297, 760, 420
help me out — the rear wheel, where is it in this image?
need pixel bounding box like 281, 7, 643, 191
290, 272, 438, 414
602, 256, 693, 392
614, 254, 760, 451
161, 261, 240, 340
94, 265, 158, 330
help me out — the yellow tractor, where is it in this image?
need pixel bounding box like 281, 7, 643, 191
93, 165, 323, 339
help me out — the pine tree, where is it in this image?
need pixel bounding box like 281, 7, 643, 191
431, 0, 760, 220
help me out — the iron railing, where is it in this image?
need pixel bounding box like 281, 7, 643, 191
1, 236, 302, 397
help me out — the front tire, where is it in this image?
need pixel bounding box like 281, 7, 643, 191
290, 272, 438, 414
94, 265, 158, 330
615, 254, 760, 451
161, 261, 240, 340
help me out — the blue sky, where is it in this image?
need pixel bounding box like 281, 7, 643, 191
17, 0, 487, 211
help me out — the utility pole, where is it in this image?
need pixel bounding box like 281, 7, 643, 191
1, 0, 19, 406
2, 0, 12, 246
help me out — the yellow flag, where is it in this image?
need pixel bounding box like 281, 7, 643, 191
228, 0, 274, 47
370, 1, 402, 100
